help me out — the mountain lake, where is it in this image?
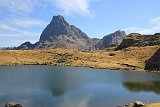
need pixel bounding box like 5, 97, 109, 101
0, 65, 160, 107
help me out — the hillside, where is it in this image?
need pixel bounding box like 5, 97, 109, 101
116, 33, 159, 50
0, 46, 159, 71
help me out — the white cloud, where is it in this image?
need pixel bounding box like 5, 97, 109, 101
0, 40, 37, 47
0, 0, 37, 14
124, 16, 160, 34
124, 27, 154, 34
138, 29, 154, 34
15, 40, 37, 44
0, 33, 21, 37
49, 0, 95, 17
149, 17, 160, 25
20, 31, 40, 37
12, 19, 48, 27
0, 24, 21, 32
0, 23, 40, 37
0, 0, 97, 17
124, 27, 142, 32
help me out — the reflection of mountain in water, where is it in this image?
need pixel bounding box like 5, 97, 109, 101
123, 81, 160, 94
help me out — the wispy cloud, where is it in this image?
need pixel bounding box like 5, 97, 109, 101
124, 27, 154, 34
0, 40, 37, 47
12, 19, 48, 27
0, 24, 21, 32
0, 0, 97, 18
0, 23, 40, 37
0, 0, 37, 14
0, 33, 21, 37
149, 17, 160, 25
49, 0, 95, 17
124, 16, 160, 34
15, 40, 37, 44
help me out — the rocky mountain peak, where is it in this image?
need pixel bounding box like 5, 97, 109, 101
52, 15, 65, 21
39, 15, 89, 42
39, 15, 70, 42
97, 30, 126, 49
50, 15, 68, 26
114, 30, 126, 36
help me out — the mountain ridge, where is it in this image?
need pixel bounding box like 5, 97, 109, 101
16, 15, 126, 51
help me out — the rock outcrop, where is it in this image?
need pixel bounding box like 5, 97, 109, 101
145, 48, 160, 71
116, 33, 160, 50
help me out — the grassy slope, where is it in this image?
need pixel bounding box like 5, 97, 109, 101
0, 45, 159, 71
147, 103, 160, 107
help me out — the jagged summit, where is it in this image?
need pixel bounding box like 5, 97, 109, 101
34, 15, 94, 51
39, 15, 69, 41
39, 15, 89, 42
52, 15, 65, 22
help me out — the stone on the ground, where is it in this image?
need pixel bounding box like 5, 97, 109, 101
134, 101, 145, 107
5, 101, 23, 107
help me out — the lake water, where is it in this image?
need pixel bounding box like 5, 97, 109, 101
0, 65, 160, 107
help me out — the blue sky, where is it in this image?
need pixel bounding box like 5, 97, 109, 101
0, 0, 160, 47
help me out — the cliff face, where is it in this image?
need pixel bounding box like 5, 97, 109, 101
38, 15, 95, 51
39, 15, 89, 42
145, 49, 160, 71
116, 33, 160, 50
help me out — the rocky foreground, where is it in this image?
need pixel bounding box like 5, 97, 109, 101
122, 101, 160, 107
0, 45, 159, 72
5, 101, 160, 107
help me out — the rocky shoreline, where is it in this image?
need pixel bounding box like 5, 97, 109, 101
4, 101, 160, 107
118, 101, 160, 107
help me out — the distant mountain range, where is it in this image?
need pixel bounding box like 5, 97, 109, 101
15, 15, 126, 51
13, 15, 159, 51
0, 47, 15, 50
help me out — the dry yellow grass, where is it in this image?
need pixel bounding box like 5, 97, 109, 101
0, 46, 159, 71
146, 103, 160, 107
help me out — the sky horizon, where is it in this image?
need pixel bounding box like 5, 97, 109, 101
0, 0, 160, 47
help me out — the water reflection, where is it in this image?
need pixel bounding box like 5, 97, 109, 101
123, 81, 160, 94
0, 65, 160, 107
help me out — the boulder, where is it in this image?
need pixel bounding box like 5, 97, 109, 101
133, 101, 145, 107
5, 101, 23, 107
